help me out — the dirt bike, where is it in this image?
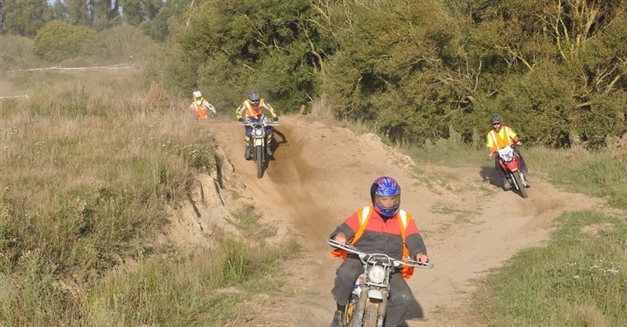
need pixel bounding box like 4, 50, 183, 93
494, 145, 529, 198
238, 114, 279, 178
328, 239, 434, 327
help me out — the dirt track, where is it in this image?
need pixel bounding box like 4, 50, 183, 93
186, 115, 606, 327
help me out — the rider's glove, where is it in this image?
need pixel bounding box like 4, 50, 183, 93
237, 118, 243, 122
516, 141, 523, 146
487, 153, 495, 160
273, 117, 279, 122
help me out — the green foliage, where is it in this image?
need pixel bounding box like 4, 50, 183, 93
119, 0, 163, 26
33, 21, 97, 62
160, 0, 330, 112
143, 0, 626, 146
1, 0, 53, 37
140, 0, 187, 41
321, 0, 466, 143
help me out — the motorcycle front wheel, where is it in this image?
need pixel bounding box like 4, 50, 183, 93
256, 146, 264, 178
362, 302, 379, 327
513, 172, 528, 198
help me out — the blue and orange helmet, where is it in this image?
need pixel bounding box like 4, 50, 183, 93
370, 176, 401, 218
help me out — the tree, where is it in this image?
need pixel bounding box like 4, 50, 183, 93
118, 0, 162, 26
161, 0, 332, 112
66, 0, 89, 26
2, 0, 52, 36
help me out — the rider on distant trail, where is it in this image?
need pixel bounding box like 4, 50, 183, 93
235, 89, 279, 159
486, 114, 529, 190
328, 176, 430, 327
189, 90, 217, 119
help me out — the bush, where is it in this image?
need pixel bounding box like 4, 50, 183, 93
33, 21, 97, 63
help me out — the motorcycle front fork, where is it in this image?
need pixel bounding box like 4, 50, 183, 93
507, 172, 528, 188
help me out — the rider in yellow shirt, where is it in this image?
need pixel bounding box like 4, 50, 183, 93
486, 115, 529, 190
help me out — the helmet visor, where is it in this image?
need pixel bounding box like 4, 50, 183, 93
374, 194, 400, 210
251, 100, 260, 107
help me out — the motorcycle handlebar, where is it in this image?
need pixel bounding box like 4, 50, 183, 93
236, 119, 280, 126
327, 239, 434, 269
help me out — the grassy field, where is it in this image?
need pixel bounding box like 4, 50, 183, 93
0, 69, 299, 326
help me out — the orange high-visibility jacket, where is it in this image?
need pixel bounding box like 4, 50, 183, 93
192, 102, 209, 119
331, 206, 415, 279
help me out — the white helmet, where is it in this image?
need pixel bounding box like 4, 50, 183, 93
193, 91, 202, 98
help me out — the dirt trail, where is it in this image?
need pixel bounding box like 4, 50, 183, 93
196, 115, 606, 327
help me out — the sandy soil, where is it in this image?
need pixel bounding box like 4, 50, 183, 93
171, 115, 609, 327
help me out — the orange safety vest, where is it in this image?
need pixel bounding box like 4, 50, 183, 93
331, 206, 415, 279
242, 99, 265, 119
488, 126, 513, 151
192, 102, 208, 119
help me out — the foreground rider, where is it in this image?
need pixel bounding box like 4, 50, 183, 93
189, 91, 217, 119
328, 176, 429, 327
235, 89, 279, 159
486, 114, 529, 190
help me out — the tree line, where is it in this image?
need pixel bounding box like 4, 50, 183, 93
0, 0, 184, 40
3, 0, 626, 147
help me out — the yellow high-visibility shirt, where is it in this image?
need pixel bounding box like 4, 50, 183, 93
486, 126, 517, 151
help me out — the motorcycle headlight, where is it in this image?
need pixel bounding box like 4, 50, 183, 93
255, 129, 263, 136
368, 266, 386, 284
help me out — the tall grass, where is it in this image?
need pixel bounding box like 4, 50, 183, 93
85, 237, 301, 327
473, 211, 627, 326
0, 70, 299, 326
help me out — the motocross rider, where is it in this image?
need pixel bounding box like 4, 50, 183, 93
328, 176, 429, 327
189, 91, 217, 119
235, 89, 279, 159
486, 114, 529, 190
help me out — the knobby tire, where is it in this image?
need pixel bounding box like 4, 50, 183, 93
256, 146, 264, 178
513, 172, 528, 198
362, 302, 379, 327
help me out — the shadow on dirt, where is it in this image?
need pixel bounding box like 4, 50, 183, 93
400, 296, 425, 326
480, 165, 502, 188
268, 128, 288, 161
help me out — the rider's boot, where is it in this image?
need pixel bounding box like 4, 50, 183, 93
266, 134, 274, 156
245, 143, 253, 160
329, 310, 344, 327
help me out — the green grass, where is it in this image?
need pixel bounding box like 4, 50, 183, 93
525, 147, 627, 210
472, 211, 627, 326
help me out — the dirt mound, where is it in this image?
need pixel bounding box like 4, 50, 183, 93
170, 114, 608, 327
